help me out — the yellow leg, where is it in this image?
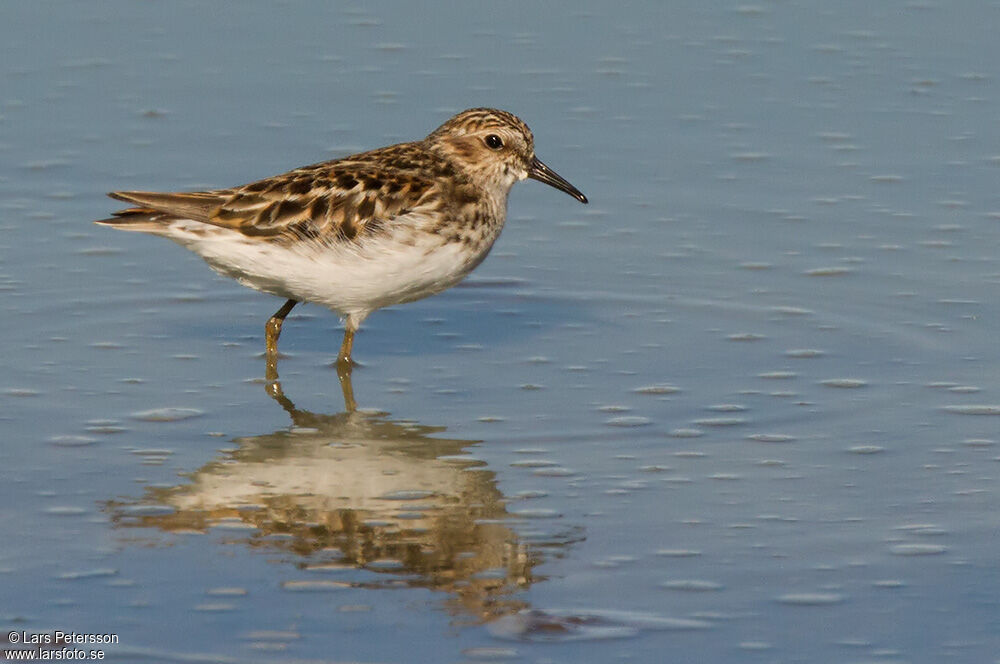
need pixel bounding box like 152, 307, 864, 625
265, 299, 298, 355
336, 312, 365, 370
265, 299, 297, 381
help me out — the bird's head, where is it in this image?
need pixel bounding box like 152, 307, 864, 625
425, 108, 587, 204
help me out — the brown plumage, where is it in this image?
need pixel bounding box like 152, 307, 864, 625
104, 143, 456, 245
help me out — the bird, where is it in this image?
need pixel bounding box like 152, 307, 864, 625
96, 107, 587, 372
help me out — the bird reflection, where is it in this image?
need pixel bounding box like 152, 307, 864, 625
106, 368, 579, 622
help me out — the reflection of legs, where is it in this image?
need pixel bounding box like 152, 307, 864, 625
337, 364, 357, 413
265, 299, 297, 382
337, 328, 355, 368
334, 313, 363, 412
266, 368, 357, 414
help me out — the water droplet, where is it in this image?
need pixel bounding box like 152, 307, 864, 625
3, 388, 40, 397
747, 433, 796, 443
656, 549, 702, 557
692, 417, 746, 427
510, 508, 561, 519
281, 580, 351, 591
943, 405, 1000, 416
605, 416, 652, 427
57, 568, 118, 580
847, 445, 884, 454
730, 151, 772, 162
48, 435, 97, 447
131, 407, 204, 422
821, 378, 868, 388
533, 467, 576, 477
707, 404, 747, 412
776, 592, 844, 605
785, 348, 825, 358
130, 448, 174, 457
727, 333, 766, 341
661, 579, 724, 591
805, 267, 853, 276
194, 603, 235, 612
758, 371, 797, 379
889, 543, 948, 556
739, 641, 772, 651
634, 384, 681, 394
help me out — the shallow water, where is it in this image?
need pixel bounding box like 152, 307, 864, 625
3, 2, 1000, 663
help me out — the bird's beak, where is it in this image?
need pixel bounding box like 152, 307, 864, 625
528, 157, 588, 204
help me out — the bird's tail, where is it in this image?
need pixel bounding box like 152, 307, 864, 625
94, 204, 177, 233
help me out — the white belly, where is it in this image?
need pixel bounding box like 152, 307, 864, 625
163, 220, 501, 317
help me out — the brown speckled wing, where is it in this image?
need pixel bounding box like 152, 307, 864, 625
109, 142, 454, 243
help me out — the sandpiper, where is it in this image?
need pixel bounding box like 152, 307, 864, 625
97, 108, 587, 371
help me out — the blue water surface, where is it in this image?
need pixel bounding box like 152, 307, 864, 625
2, 2, 999, 663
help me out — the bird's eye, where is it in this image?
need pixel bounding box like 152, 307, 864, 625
484, 134, 504, 150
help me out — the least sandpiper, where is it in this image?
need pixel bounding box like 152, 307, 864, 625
96, 108, 587, 370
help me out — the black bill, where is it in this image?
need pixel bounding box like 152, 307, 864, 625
528, 157, 588, 204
